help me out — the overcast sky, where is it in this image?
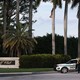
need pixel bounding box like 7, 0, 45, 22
33, 1, 78, 37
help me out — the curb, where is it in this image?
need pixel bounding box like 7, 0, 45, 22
0, 71, 56, 77
0, 72, 32, 77
32, 71, 56, 74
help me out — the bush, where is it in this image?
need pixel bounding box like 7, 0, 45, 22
53, 54, 71, 64
19, 54, 71, 68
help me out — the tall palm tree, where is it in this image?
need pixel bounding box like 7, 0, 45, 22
63, 0, 70, 55
1, 0, 15, 54
51, 2, 55, 55
28, 0, 44, 54
28, 0, 33, 54
50, 0, 62, 55
72, 0, 80, 57
3, 0, 7, 54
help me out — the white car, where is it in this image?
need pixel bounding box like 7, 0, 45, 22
56, 59, 79, 73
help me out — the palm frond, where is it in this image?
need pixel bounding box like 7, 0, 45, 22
34, 0, 41, 7
71, 0, 79, 8
2, 23, 37, 56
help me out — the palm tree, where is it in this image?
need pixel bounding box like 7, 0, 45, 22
2, 23, 37, 57
29, 0, 62, 55
2, 0, 37, 57
16, 0, 19, 28
28, 0, 33, 54
63, 0, 70, 55
72, 0, 80, 57
1, 0, 15, 54
29, 0, 32, 38
51, 2, 55, 55
50, 0, 62, 55
3, 0, 7, 54
28, 0, 43, 54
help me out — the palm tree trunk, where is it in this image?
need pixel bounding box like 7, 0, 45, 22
3, 0, 7, 34
64, 0, 68, 55
16, 0, 20, 56
78, 2, 80, 57
6, 0, 11, 27
16, 47, 20, 57
29, 0, 32, 38
28, 0, 33, 54
10, 49, 13, 57
78, 19, 80, 57
52, 4, 55, 55
3, 0, 7, 54
16, 0, 19, 28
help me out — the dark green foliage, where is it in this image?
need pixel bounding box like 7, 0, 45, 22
0, 0, 38, 56
33, 34, 78, 58
19, 54, 71, 68
53, 54, 71, 64
0, 33, 78, 58
55, 35, 64, 54
33, 34, 52, 53
67, 37, 78, 58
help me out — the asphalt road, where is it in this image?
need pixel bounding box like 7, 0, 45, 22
0, 72, 80, 80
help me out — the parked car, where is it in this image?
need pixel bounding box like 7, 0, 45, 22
56, 58, 79, 73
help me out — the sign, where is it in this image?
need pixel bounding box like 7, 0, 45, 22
0, 57, 19, 68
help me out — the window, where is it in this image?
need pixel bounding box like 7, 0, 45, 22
66, 60, 77, 64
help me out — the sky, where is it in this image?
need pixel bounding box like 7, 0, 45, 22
33, 1, 78, 37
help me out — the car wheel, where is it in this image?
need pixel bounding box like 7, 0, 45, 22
61, 67, 68, 73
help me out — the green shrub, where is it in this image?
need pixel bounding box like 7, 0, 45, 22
19, 54, 71, 68
61, 54, 71, 63
53, 54, 71, 64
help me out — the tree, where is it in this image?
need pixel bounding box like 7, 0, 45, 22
71, 0, 80, 57
63, 0, 70, 55
50, 0, 62, 55
28, 0, 33, 54
2, 23, 37, 57
0, 0, 38, 56
3, 0, 7, 54
0, 0, 20, 55
28, 0, 45, 54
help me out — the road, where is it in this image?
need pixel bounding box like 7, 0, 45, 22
0, 72, 80, 80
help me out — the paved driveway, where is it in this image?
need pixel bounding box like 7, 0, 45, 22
0, 72, 80, 80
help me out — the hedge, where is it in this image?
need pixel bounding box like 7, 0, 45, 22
19, 54, 71, 68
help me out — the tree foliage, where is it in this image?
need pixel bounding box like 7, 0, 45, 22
2, 23, 37, 57
33, 34, 78, 58
0, 0, 38, 56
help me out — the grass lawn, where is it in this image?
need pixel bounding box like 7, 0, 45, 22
0, 68, 53, 73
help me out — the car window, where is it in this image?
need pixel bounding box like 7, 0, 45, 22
66, 60, 77, 64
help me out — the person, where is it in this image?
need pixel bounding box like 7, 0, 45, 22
77, 59, 80, 73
